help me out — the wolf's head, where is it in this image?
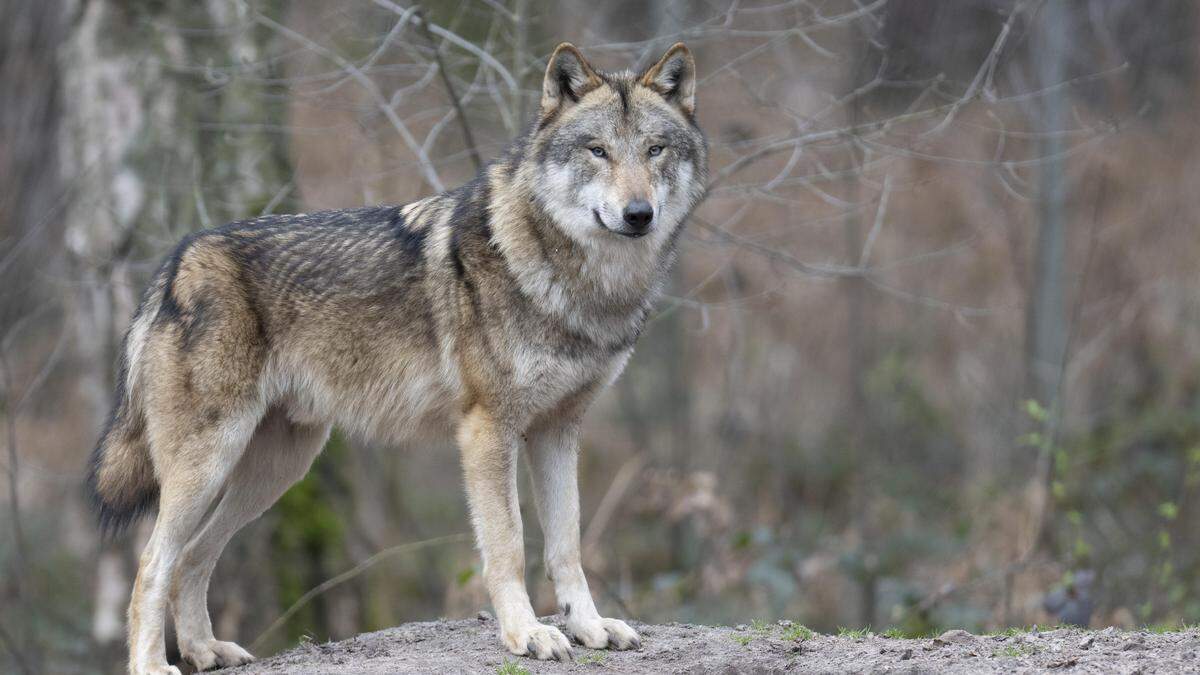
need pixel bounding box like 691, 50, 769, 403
526, 43, 708, 248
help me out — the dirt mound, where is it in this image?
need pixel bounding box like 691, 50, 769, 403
219, 618, 1200, 673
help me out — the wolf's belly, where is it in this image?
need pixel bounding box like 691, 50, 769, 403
263, 346, 462, 444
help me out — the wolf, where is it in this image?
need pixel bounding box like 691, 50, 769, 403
87, 41, 707, 674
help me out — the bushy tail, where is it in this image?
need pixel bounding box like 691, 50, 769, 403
86, 278, 165, 537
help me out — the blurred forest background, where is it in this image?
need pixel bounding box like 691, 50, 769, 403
3, 0, 1200, 672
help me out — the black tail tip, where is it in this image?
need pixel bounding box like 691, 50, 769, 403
85, 462, 157, 540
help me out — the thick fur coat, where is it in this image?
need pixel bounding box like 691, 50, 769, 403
88, 42, 707, 674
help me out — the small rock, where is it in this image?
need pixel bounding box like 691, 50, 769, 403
1048, 657, 1078, 669
1078, 635, 1095, 650
900, 648, 913, 660
933, 629, 976, 646
778, 619, 794, 628
1120, 639, 1145, 651
736, 624, 748, 631
477, 610, 493, 622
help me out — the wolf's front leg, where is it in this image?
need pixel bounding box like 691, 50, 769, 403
525, 422, 641, 651
458, 406, 573, 661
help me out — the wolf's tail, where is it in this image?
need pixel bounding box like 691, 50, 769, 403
86, 276, 166, 537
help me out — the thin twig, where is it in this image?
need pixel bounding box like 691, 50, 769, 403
922, 0, 1025, 137
251, 533, 472, 651
416, 7, 483, 172
582, 454, 646, 558
858, 171, 892, 268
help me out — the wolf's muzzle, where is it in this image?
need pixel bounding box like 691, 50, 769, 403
594, 208, 649, 238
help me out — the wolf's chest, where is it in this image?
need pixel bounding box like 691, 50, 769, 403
508, 343, 612, 412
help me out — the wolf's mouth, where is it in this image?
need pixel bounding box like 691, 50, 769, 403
593, 209, 647, 238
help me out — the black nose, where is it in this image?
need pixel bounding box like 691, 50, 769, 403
622, 200, 654, 231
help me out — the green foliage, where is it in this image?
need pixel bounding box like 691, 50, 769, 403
1046, 405, 1200, 622
456, 566, 476, 587
731, 633, 753, 646
1158, 502, 1179, 520
1024, 399, 1049, 424
837, 626, 872, 639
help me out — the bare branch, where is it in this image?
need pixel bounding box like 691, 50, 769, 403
416, 7, 483, 172
370, 0, 519, 93
245, 7, 446, 191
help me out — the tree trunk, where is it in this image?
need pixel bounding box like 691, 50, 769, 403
1025, 2, 1070, 417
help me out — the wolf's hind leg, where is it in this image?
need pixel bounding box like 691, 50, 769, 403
459, 406, 573, 661
170, 410, 330, 671
128, 415, 259, 675
525, 421, 640, 651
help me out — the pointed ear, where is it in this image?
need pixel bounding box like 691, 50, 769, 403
640, 43, 696, 115
540, 43, 602, 117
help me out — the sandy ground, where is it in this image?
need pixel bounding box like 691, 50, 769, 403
218, 617, 1200, 674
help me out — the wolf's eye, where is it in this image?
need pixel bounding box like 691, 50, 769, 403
589, 146, 607, 158
648, 145, 664, 157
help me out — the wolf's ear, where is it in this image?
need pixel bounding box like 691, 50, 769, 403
640, 43, 696, 115
540, 43, 602, 117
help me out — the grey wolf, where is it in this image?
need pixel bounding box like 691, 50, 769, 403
87, 42, 707, 674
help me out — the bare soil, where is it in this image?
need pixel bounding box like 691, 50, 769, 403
219, 618, 1200, 674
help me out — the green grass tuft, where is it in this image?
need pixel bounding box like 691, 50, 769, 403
750, 619, 772, 634
993, 644, 1037, 658
577, 652, 607, 666
731, 633, 753, 646
838, 626, 872, 639
1143, 623, 1199, 634
783, 624, 816, 642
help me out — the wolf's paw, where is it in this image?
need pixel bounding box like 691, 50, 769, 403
503, 622, 573, 661
568, 617, 641, 650
180, 639, 254, 671
131, 666, 182, 675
